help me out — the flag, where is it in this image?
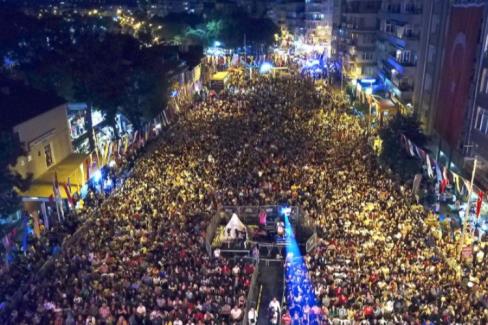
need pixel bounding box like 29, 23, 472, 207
21, 214, 28, 254
435, 161, 443, 183
41, 203, 49, 230
451, 172, 461, 194
426, 154, 434, 178
63, 183, 74, 207
53, 172, 64, 221
442, 166, 449, 183
440, 178, 448, 194
124, 135, 129, 154
132, 130, 139, 145
407, 139, 416, 157
106, 141, 113, 164
31, 210, 41, 238
102, 141, 110, 165
67, 176, 71, 193
476, 191, 484, 218
412, 173, 422, 194
53, 172, 61, 198
2, 234, 11, 251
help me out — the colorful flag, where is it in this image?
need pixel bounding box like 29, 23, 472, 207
426, 154, 434, 178
63, 183, 74, 207
41, 203, 49, 230
435, 161, 443, 183
21, 214, 28, 254
476, 191, 484, 218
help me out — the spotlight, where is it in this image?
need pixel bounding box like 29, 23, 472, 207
280, 206, 292, 217
259, 62, 273, 74
94, 170, 102, 183
109, 160, 117, 168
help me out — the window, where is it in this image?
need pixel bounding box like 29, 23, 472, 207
44, 143, 53, 167
476, 107, 488, 134
480, 68, 488, 94
362, 52, 374, 61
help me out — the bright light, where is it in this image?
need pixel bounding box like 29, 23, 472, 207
361, 78, 376, 84
259, 62, 273, 74
109, 160, 116, 168
280, 206, 292, 217
214, 41, 221, 47
94, 170, 102, 183
366, 87, 373, 95
284, 214, 317, 312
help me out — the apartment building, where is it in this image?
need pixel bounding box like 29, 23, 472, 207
376, 0, 424, 109
305, 0, 334, 55
334, 0, 382, 80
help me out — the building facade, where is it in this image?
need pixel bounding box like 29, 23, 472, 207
13, 104, 73, 181
334, 0, 382, 80
305, 0, 334, 55
376, 0, 423, 109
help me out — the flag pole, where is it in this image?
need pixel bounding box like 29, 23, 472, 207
458, 157, 477, 261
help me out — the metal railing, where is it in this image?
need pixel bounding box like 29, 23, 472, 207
242, 259, 260, 325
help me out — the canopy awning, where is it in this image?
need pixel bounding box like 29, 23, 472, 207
211, 71, 229, 81
20, 153, 89, 200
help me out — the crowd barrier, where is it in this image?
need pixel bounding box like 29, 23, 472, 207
242, 257, 260, 325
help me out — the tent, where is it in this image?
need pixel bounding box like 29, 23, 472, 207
224, 213, 247, 240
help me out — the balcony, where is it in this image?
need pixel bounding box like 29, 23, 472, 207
383, 4, 422, 15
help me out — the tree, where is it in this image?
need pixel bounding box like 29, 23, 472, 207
0, 131, 32, 218
378, 113, 428, 180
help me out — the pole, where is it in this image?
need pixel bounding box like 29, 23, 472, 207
459, 157, 477, 261
341, 63, 344, 93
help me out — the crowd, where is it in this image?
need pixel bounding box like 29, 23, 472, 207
1, 67, 486, 324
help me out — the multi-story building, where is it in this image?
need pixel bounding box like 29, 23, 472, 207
267, 1, 306, 37
334, 0, 382, 80
1, 78, 88, 205
414, 0, 451, 132
462, 3, 488, 186
304, 0, 334, 56
376, 0, 423, 109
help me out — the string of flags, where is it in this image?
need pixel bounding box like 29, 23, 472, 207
400, 134, 485, 218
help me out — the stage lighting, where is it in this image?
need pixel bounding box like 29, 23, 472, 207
259, 62, 273, 74
280, 206, 292, 217
94, 170, 102, 183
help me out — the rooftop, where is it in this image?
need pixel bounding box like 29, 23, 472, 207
0, 78, 66, 130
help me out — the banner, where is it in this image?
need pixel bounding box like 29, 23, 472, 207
435, 4, 484, 147
306, 232, 319, 253
412, 173, 423, 194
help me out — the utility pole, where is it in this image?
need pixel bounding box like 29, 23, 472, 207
458, 156, 478, 261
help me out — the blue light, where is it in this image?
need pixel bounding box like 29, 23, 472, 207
259, 62, 273, 74
94, 170, 102, 183
284, 214, 318, 316
214, 40, 221, 47
361, 78, 376, 84
280, 206, 292, 217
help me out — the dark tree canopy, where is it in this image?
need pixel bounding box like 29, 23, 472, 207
378, 113, 427, 180
0, 131, 32, 218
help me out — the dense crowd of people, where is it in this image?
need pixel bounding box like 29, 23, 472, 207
1, 67, 486, 324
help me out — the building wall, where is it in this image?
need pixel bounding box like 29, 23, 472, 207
335, 0, 382, 79
414, 0, 450, 134
13, 104, 73, 180
464, 4, 488, 181
377, 0, 423, 107
305, 0, 334, 53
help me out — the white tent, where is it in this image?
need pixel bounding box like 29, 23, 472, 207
224, 213, 247, 240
